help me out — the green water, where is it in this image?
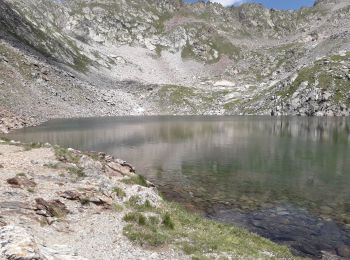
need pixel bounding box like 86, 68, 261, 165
5, 116, 350, 226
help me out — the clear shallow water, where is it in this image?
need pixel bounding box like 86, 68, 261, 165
5, 116, 350, 258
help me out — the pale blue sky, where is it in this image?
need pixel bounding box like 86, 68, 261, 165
185, 0, 315, 10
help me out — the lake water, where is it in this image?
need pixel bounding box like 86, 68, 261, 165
5, 116, 350, 258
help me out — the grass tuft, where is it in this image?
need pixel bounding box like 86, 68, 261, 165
121, 175, 149, 187
123, 201, 294, 259
162, 212, 175, 230
67, 167, 85, 177
54, 146, 81, 164
112, 187, 126, 198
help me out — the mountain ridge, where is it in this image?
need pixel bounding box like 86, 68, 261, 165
0, 0, 349, 132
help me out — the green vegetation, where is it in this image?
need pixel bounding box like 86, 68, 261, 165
27, 188, 35, 193
112, 187, 126, 198
277, 52, 350, 104
181, 43, 197, 60
79, 197, 90, 206
54, 146, 82, 164
158, 85, 196, 110
121, 175, 149, 187
67, 166, 85, 178
209, 35, 240, 61
155, 45, 163, 57
179, 21, 241, 64
158, 85, 230, 113
23, 142, 44, 151
123, 212, 147, 225
44, 163, 59, 169
126, 196, 155, 211
113, 203, 124, 212
0, 138, 46, 151
123, 200, 295, 259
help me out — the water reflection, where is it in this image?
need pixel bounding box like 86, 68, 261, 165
5, 116, 350, 257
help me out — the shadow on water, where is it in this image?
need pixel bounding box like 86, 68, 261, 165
4, 116, 350, 258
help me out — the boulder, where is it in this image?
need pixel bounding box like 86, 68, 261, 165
0, 225, 44, 259
336, 245, 350, 258
34, 198, 69, 218
78, 155, 103, 177
7, 176, 37, 189
0, 225, 88, 260
105, 162, 133, 177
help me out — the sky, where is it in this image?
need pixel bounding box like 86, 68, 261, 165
185, 0, 316, 10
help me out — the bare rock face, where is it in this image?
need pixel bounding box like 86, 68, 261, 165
0, 225, 44, 260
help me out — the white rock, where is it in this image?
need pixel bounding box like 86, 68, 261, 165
0, 225, 44, 259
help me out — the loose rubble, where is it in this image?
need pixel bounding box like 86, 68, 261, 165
0, 141, 186, 259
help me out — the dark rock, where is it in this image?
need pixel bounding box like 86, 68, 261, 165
34, 198, 69, 218
7, 176, 36, 189
211, 205, 350, 258
336, 245, 350, 258
0, 219, 6, 227
60, 190, 81, 200
105, 162, 132, 177
292, 243, 322, 258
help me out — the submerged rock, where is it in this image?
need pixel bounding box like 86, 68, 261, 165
210, 205, 350, 258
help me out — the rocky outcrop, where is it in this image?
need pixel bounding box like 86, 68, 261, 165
0, 108, 36, 134
0, 141, 183, 259
0, 225, 88, 259
0, 225, 44, 260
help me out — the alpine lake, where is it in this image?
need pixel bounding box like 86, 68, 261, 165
5, 116, 350, 258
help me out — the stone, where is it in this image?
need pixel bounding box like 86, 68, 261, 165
7, 176, 37, 189
34, 198, 69, 218
60, 190, 81, 201
87, 195, 113, 206
105, 162, 133, 177
336, 245, 350, 258
78, 155, 103, 177
0, 225, 44, 259
0, 225, 88, 260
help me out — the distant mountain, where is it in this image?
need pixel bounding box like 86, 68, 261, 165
0, 0, 349, 126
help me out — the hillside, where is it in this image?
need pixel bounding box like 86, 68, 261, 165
0, 0, 349, 131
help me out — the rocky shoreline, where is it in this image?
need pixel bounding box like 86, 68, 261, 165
0, 138, 295, 259
0, 109, 39, 134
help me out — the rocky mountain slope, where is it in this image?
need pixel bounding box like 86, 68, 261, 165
0, 0, 349, 129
